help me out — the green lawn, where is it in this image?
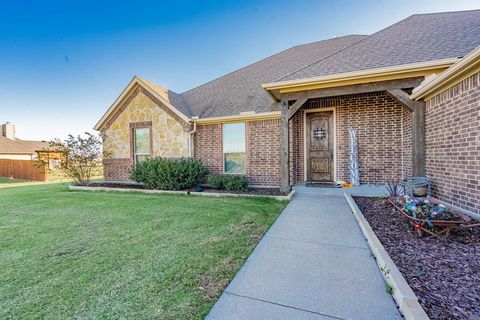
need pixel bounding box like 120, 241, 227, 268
0, 177, 30, 184
0, 184, 286, 319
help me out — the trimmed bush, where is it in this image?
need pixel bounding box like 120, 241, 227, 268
209, 174, 225, 190
209, 174, 248, 192
129, 157, 208, 190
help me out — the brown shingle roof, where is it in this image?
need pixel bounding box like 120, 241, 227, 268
281, 10, 480, 81
0, 137, 50, 154
180, 35, 366, 118
176, 10, 480, 118
139, 77, 192, 118
119, 10, 480, 120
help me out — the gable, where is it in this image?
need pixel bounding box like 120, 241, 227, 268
95, 77, 191, 132
103, 89, 190, 159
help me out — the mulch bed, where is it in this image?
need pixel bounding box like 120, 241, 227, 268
79, 182, 287, 196
354, 196, 480, 320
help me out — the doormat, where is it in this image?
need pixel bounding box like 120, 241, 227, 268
306, 180, 339, 188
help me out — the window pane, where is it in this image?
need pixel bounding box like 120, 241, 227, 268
134, 128, 150, 154
225, 153, 245, 174
223, 123, 245, 153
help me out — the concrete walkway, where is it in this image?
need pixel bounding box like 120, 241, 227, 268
207, 185, 401, 320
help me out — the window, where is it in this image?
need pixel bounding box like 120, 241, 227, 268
223, 122, 245, 174
133, 127, 151, 163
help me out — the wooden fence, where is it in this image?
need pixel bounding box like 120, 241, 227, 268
0, 159, 47, 181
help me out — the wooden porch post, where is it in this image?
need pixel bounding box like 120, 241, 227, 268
412, 102, 426, 177
386, 88, 426, 177
280, 99, 290, 193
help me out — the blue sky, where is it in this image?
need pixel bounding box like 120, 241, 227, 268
0, 0, 478, 140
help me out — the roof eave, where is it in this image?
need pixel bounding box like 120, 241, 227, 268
195, 111, 281, 124
94, 76, 191, 131
411, 46, 480, 100
262, 58, 458, 100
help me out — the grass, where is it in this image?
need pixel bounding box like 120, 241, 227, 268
0, 177, 30, 184
0, 183, 287, 319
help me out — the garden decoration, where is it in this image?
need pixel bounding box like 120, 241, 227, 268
348, 129, 360, 186
389, 196, 475, 236
404, 177, 431, 197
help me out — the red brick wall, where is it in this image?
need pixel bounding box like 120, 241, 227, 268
104, 92, 415, 187
425, 71, 480, 214
290, 92, 412, 184
194, 120, 282, 186
246, 119, 282, 185
194, 124, 223, 175
103, 158, 132, 181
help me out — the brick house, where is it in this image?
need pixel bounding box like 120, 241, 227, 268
95, 10, 480, 214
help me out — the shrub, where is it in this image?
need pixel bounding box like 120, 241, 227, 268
209, 174, 248, 192
209, 174, 225, 190
129, 157, 208, 190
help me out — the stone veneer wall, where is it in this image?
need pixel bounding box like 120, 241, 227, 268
102, 89, 190, 181
290, 91, 413, 185
425, 71, 480, 214
194, 119, 282, 186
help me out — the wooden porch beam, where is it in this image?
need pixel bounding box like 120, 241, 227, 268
283, 78, 423, 101
386, 89, 415, 111
280, 100, 291, 193
287, 94, 308, 119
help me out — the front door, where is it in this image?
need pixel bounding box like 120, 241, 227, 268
306, 111, 334, 181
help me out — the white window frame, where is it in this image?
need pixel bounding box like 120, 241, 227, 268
222, 122, 246, 174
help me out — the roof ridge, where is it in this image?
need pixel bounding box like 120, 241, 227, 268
180, 35, 364, 95
277, 13, 423, 82
276, 36, 368, 82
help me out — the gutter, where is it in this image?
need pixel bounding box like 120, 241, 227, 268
262, 58, 457, 100
411, 46, 480, 100
193, 111, 281, 125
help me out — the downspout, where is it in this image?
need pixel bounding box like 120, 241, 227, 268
188, 116, 199, 158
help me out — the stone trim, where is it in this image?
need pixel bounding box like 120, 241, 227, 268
129, 121, 152, 129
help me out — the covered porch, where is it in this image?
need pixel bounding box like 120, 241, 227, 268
272, 78, 427, 193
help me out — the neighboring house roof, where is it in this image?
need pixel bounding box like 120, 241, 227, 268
280, 10, 480, 82
0, 136, 49, 155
